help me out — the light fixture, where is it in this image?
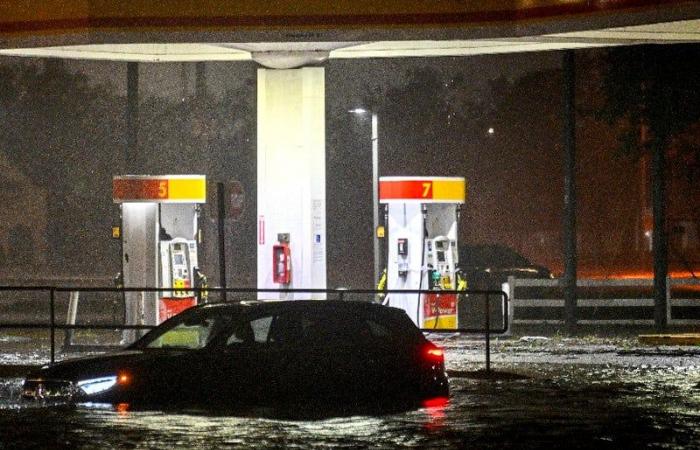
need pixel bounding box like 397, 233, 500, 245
77, 376, 117, 395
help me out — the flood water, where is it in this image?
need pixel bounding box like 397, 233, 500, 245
1, 337, 699, 449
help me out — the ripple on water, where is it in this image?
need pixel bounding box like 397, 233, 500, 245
0, 356, 699, 449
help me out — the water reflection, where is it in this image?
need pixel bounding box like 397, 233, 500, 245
1, 362, 699, 449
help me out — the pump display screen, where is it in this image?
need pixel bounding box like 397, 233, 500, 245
437, 251, 445, 262
174, 254, 184, 265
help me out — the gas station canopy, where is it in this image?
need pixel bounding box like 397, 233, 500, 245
2, 1, 700, 66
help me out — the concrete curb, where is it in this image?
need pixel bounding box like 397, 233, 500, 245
638, 334, 700, 346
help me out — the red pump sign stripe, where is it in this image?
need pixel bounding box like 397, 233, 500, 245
379, 177, 465, 203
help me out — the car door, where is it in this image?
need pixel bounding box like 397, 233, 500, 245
211, 313, 280, 405
129, 311, 230, 405
270, 309, 368, 402
356, 314, 418, 397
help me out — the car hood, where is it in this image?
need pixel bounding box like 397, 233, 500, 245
494, 266, 547, 275
470, 265, 551, 278
26, 350, 173, 381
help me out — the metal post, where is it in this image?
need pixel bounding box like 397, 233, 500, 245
217, 182, 227, 302
371, 112, 380, 286
665, 276, 672, 325
562, 50, 578, 334
50, 288, 56, 364
126, 62, 139, 172
485, 292, 491, 373
63, 291, 79, 349
652, 135, 668, 331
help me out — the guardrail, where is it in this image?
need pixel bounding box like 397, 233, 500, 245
0, 286, 508, 371
505, 276, 700, 326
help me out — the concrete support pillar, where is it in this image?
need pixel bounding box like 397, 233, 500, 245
257, 68, 326, 299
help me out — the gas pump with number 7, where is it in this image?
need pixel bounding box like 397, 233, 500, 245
380, 176, 466, 328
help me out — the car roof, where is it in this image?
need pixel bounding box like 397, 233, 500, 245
195, 300, 397, 315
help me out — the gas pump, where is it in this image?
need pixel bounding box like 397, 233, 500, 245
159, 237, 198, 322
113, 175, 206, 340
425, 236, 458, 290
379, 176, 466, 329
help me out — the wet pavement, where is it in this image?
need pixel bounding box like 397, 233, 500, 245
1, 334, 699, 449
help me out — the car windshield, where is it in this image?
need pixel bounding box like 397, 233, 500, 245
461, 245, 531, 267
132, 308, 232, 350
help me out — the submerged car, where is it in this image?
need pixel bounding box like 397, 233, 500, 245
22, 301, 448, 407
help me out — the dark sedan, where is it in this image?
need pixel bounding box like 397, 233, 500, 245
459, 244, 553, 290
22, 301, 448, 408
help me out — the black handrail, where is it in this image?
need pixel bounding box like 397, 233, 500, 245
0, 286, 508, 368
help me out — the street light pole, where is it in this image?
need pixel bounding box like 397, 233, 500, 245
349, 108, 381, 287
371, 112, 380, 287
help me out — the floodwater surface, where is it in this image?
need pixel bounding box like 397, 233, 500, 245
1, 338, 699, 449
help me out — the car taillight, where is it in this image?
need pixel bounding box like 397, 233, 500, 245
423, 345, 445, 364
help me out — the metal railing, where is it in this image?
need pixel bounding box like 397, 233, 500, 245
0, 286, 508, 371
506, 276, 700, 326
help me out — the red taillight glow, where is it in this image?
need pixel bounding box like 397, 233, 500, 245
116, 403, 130, 414
424, 346, 444, 362
422, 396, 449, 409
117, 372, 130, 385
422, 396, 449, 429
427, 348, 443, 358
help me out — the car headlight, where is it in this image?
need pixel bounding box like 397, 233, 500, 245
76, 376, 117, 395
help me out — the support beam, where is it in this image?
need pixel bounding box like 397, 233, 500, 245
562, 50, 578, 334
257, 68, 326, 299
217, 182, 227, 302
652, 134, 668, 331
650, 47, 670, 332
126, 62, 139, 172
371, 112, 380, 286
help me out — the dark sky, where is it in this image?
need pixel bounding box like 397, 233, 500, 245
0, 48, 697, 287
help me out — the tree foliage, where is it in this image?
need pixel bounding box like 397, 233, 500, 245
596, 44, 700, 169
0, 60, 255, 274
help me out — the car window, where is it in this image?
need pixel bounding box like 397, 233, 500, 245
130, 308, 234, 350
269, 311, 379, 346
145, 316, 219, 349
494, 246, 529, 266
365, 319, 390, 338
225, 315, 272, 346
251, 316, 273, 343
461, 245, 531, 267
268, 312, 303, 344
374, 310, 426, 344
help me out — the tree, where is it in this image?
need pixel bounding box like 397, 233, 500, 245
0, 60, 124, 273
596, 44, 700, 330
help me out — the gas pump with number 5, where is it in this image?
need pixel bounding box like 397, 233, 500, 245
159, 238, 198, 322
113, 175, 206, 337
